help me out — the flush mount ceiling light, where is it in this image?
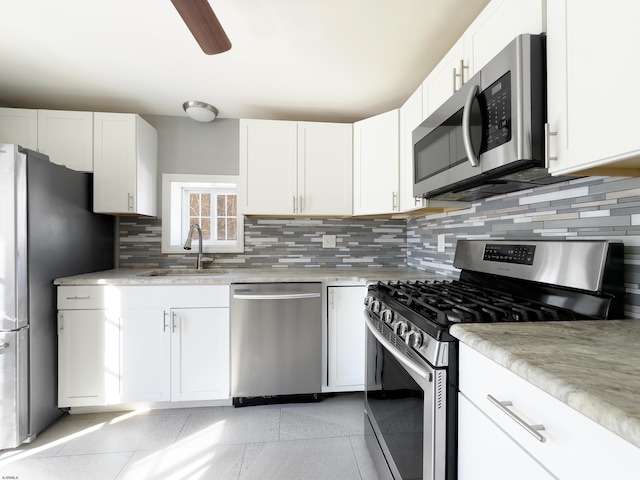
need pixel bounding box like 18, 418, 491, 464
183, 101, 219, 122
171, 0, 232, 55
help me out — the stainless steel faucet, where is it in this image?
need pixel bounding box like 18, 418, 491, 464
183, 223, 214, 269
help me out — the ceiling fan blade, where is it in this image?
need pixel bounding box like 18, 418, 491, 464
171, 0, 232, 55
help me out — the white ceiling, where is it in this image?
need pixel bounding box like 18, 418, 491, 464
0, 0, 490, 123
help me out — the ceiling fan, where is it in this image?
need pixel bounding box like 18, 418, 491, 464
171, 0, 232, 55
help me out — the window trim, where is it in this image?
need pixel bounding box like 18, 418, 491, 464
161, 173, 245, 254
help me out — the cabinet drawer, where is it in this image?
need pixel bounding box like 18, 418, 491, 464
57, 286, 107, 310
118, 285, 230, 309
459, 344, 640, 479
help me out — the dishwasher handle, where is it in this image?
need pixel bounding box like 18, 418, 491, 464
232, 293, 321, 300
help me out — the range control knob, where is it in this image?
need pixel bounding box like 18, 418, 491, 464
407, 331, 423, 349
364, 296, 373, 308
381, 309, 394, 324
395, 321, 409, 337
371, 300, 381, 314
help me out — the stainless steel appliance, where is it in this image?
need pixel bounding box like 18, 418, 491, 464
413, 34, 572, 202
230, 282, 322, 406
364, 239, 624, 480
0, 144, 114, 450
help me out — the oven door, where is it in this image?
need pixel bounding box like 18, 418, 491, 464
364, 313, 447, 480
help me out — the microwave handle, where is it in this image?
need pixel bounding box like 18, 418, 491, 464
462, 84, 480, 167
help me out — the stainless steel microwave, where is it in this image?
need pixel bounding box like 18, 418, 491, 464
413, 34, 570, 202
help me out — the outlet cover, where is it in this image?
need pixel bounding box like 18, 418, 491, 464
322, 234, 336, 248
437, 234, 446, 253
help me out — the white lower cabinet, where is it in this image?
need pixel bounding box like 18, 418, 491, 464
458, 394, 556, 480
57, 285, 230, 407
57, 309, 118, 407
326, 285, 367, 391
170, 307, 230, 401
458, 343, 640, 479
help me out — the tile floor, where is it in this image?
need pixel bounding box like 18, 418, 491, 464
0, 393, 382, 480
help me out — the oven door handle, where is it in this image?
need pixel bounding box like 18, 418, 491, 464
365, 313, 433, 382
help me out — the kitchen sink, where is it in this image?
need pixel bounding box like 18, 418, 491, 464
137, 268, 231, 277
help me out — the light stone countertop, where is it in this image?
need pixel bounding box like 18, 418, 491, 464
450, 320, 640, 449
53, 266, 445, 286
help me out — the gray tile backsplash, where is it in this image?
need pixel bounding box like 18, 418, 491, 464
118, 217, 408, 269
118, 175, 640, 318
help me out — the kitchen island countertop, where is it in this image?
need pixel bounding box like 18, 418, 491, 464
450, 320, 640, 450
54, 266, 445, 286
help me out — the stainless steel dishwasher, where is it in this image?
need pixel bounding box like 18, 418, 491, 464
230, 282, 322, 406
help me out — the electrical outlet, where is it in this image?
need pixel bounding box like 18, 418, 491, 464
322, 234, 336, 248
437, 234, 446, 253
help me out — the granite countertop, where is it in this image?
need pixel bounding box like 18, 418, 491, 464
450, 320, 640, 449
54, 266, 444, 286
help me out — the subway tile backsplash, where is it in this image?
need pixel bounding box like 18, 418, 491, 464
118, 175, 640, 318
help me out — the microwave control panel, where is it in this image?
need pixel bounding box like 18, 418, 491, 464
483, 71, 511, 152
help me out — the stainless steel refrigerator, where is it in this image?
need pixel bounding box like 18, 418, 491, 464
0, 143, 114, 449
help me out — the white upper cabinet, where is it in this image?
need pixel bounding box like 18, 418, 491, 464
353, 109, 400, 215
399, 86, 425, 212
240, 119, 353, 216
297, 122, 353, 215
0, 107, 38, 151
423, 0, 545, 116
423, 38, 466, 117
240, 119, 297, 215
0, 108, 94, 171
547, 0, 640, 176
37, 109, 93, 172
93, 113, 157, 216
463, 0, 545, 75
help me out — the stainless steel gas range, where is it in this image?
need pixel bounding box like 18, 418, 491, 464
364, 239, 625, 480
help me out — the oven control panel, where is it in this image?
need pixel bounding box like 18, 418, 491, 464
483, 243, 535, 265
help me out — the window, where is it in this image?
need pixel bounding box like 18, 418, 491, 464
162, 174, 244, 254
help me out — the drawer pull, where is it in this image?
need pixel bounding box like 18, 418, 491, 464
66, 296, 91, 300
487, 394, 547, 443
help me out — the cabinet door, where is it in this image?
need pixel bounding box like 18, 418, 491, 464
422, 38, 465, 117
458, 394, 556, 480
464, 0, 545, 74
119, 308, 170, 403
0, 107, 38, 150
399, 86, 424, 212
547, 0, 640, 175
327, 286, 367, 390
93, 113, 157, 216
93, 112, 137, 214
171, 308, 230, 401
298, 122, 353, 216
239, 119, 297, 215
58, 310, 118, 407
353, 109, 400, 215
37, 110, 93, 172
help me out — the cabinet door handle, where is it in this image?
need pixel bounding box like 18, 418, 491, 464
545, 123, 558, 167
66, 296, 91, 300
293, 195, 297, 214
392, 192, 398, 211
171, 311, 177, 333
0, 342, 8, 350
487, 394, 547, 443
453, 59, 468, 91
163, 311, 169, 333
128, 193, 134, 211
